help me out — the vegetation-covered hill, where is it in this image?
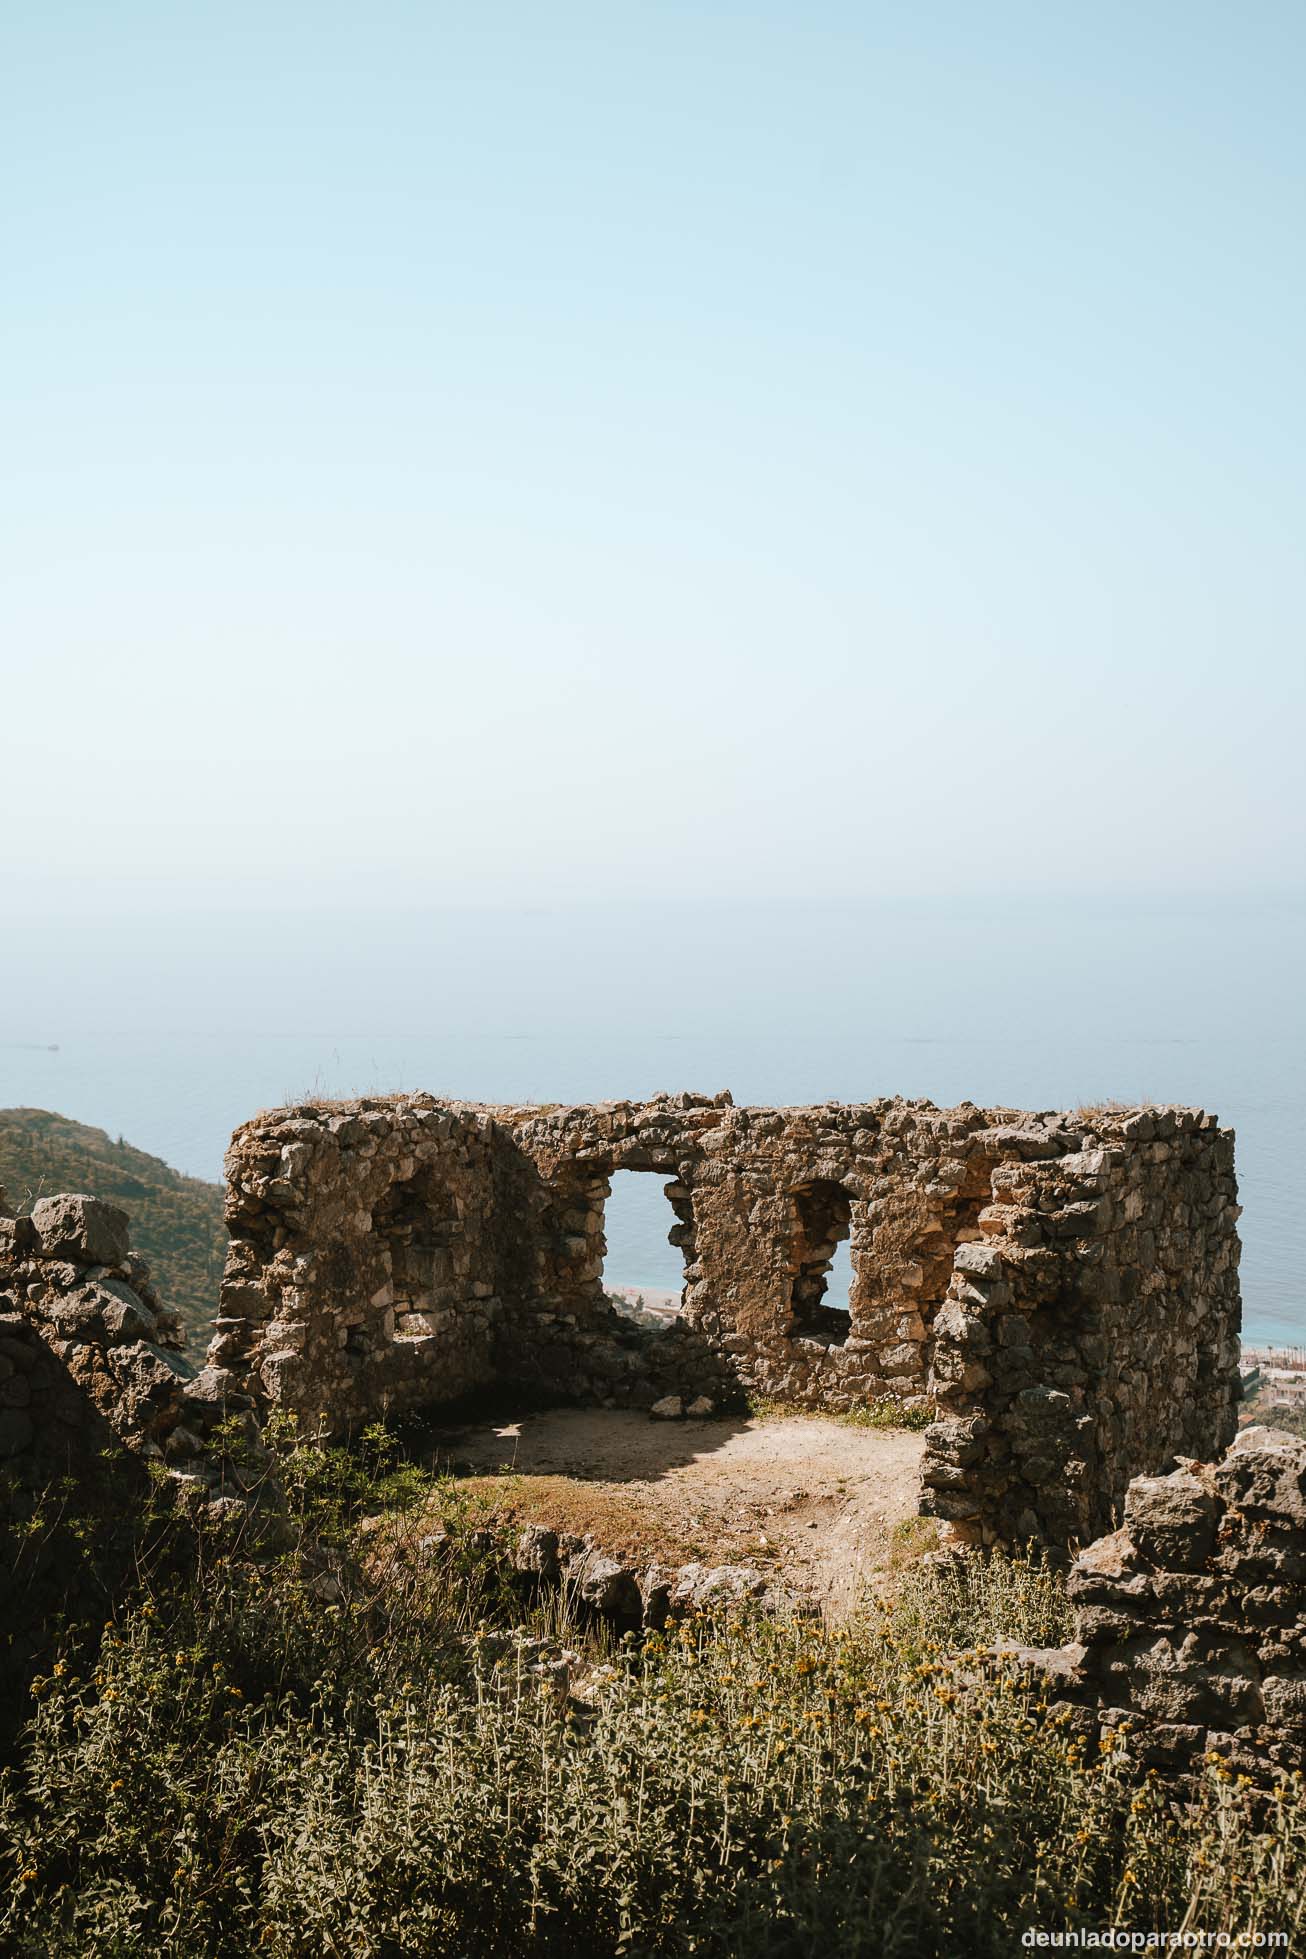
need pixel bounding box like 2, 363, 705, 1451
0, 1108, 224, 1351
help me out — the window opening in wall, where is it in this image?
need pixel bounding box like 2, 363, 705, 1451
826, 1235, 854, 1312
599, 1169, 691, 1329
790, 1180, 853, 1346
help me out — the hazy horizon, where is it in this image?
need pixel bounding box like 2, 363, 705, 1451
3, 8, 1301, 1335
2, 892, 1301, 1344
4, 1, 1305, 914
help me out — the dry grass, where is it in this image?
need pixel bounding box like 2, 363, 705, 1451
887, 1514, 944, 1568
745, 1396, 934, 1433
453, 1472, 705, 1565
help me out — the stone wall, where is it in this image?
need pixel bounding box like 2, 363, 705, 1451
208, 1092, 1040, 1431
207, 1093, 1242, 1545
0, 1189, 190, 1461
0, 1188, 186, 1727
0, 1184, 260, 1539
1012, 1427, 1306, 1781
920, 1106, 1242, 1545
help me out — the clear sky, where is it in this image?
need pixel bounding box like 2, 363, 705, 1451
3, 0, 1303, 909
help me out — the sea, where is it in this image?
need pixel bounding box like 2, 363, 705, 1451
1, 896, 1301, 1346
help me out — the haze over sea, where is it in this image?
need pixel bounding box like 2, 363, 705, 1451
1, 895, 1300, 1348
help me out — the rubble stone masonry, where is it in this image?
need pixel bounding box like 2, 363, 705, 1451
1012, 1427, 1306, 1781
206, 1093, 1243, 1546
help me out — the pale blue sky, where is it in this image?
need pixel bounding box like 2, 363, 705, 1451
3, 1, 1303, 907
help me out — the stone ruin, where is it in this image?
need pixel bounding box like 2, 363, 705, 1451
0, 1189, 255, 1725
1011, 1426, 1306, 1783
0, 1190, 249, 1479
206, 1090, 1243, 1547
0, 1096, 1245, 1559
5, 1101, 1300, 1778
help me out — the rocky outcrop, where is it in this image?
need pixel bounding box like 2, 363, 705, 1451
1008, 1428, 1306, 1778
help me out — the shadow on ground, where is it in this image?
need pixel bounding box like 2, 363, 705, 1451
395, 1399, 930, 1611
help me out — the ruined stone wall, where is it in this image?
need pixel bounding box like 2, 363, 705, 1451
0, 1186, 261, 1517
209, 1093, 1242, 1546
1012, 1427, 1306, 1782
0, 1189, 208, 1727
920, 1107, 1242, 1545
209, 1104, 509, 1432
0, 1190, 189, 1461
210, 1091, 1064, 1432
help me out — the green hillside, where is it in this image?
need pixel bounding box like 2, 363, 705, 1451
0, 1107, 224, 1352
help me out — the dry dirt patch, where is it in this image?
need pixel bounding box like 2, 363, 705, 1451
423, 1408, 929, 1612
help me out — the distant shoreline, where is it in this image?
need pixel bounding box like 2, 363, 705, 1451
606, 1283, 683, 1321
604, 1294, 1306, 1377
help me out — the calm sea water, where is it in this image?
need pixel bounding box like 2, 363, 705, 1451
1, 897, 1301, 1345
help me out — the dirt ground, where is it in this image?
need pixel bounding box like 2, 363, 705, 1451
422, 1407, 930, 1614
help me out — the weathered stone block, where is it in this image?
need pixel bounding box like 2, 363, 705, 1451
1215, 1428, 1306, 1528
1124, 1469, 1219, 1572
29, 1195, 131, 1268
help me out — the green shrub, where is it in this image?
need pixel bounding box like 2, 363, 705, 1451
1, 1447, 1302, 1957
